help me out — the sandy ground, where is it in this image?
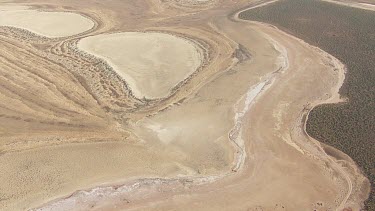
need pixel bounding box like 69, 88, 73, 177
321, 0, 375, 11
0, 0, 370, 210
0, 6, 94, 37
78, 32, 203, 99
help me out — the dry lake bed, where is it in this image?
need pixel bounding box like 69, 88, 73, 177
0, 0, 370, 210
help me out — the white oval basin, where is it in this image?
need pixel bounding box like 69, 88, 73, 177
0, 8, 94, 37
78, 32, 203, 99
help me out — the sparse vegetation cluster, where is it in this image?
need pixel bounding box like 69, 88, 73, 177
239, 0, 375, 209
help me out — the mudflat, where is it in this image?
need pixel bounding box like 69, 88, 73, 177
0, 0, 370, 210
78, 32, 203, 99
0, 7, 94, 37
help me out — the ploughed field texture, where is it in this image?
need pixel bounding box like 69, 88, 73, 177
239, 0, 375, 209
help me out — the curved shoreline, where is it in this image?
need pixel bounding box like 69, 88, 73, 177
66, 28, 213, 105
76, 32, 204, 100
0, 9, 95, 38
0, 0, 370, 210
31, 2, 289, 207
31, 48, 283, 210
321, 0, 375, 11
32, 1, 357, 210
236, 2, 371, 209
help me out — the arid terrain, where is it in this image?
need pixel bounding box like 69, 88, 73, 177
0, 0, 371, 210
322, 0, 375, 11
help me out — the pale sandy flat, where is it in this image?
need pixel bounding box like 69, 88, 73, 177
0, 9, 94, 37
321, 0, 375, 11
77, 32, 203, 99
0, 0, 370, 210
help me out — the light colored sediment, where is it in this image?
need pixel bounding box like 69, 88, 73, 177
321, 0, 375, 11
0, 7, 94, 37
36, 17, 356, 210
35, 4, 368, 211
0, 0, 370, 210
77, 32, 203, 99
31, 79, 275, 211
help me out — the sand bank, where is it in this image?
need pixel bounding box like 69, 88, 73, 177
0, 0, 369, 210
77, 32, 203, 99
0, 8, 94, 38
321, 0, 375, 11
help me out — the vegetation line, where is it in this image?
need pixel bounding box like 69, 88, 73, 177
238, 0, 375, 209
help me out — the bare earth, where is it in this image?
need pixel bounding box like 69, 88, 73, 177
0, 0, 370, 211
0, 6, 94, 37
77, 32, 203, 99
321, 0, 375, 11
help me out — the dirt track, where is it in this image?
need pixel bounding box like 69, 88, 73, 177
0, 0, 370, 210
